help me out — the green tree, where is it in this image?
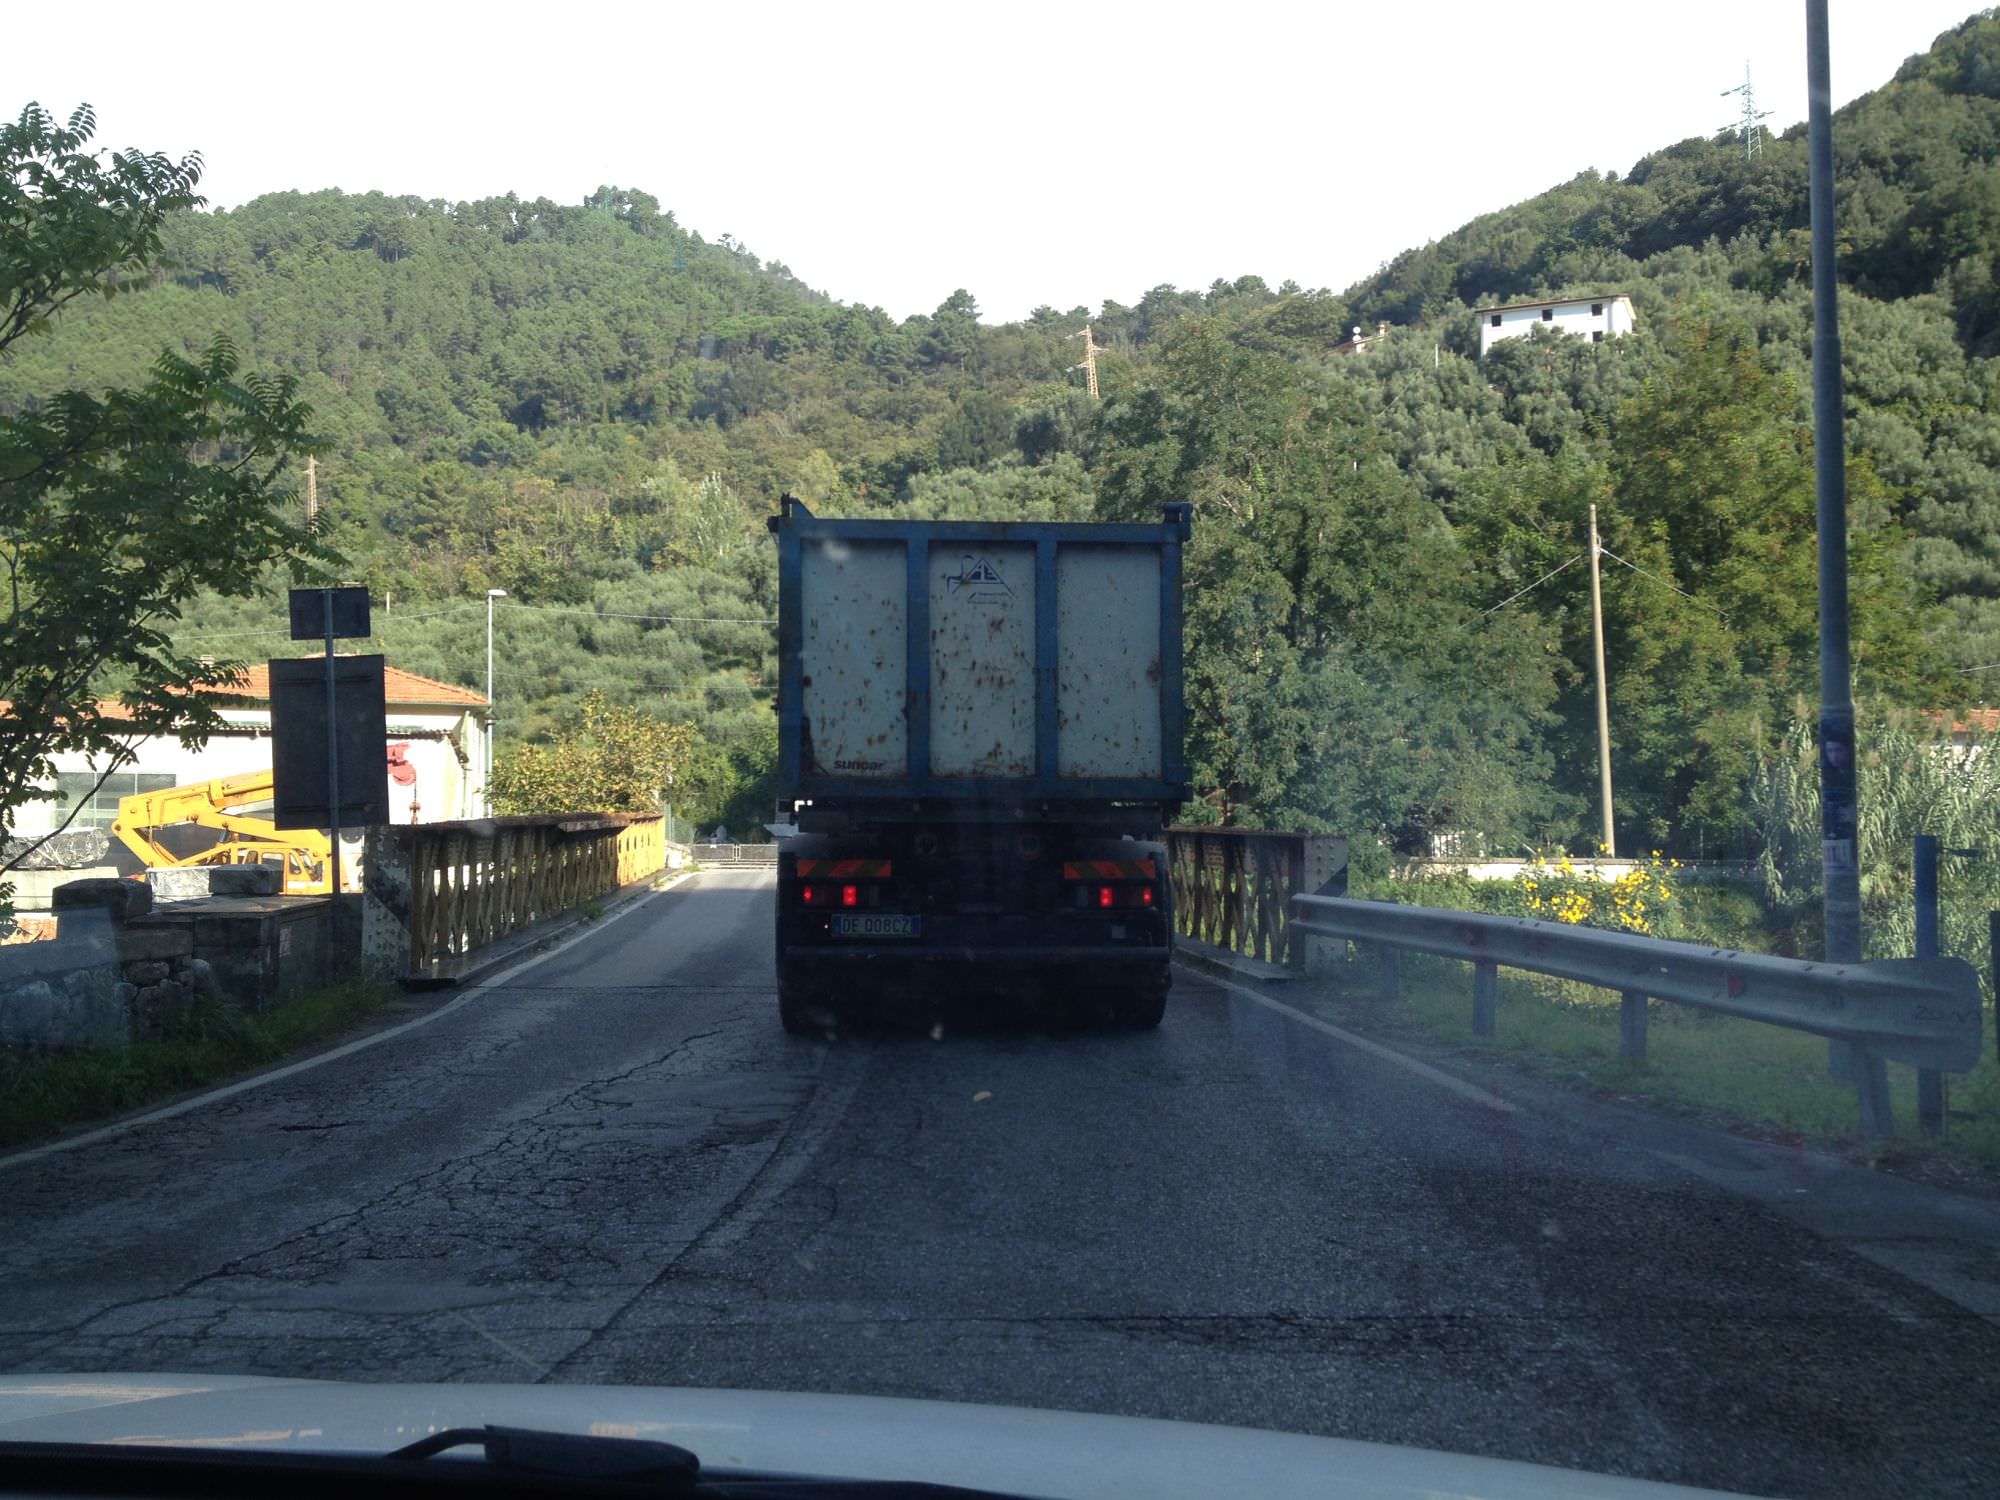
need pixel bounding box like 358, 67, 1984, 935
0, 104, 325, 904
490, 691, 700, 813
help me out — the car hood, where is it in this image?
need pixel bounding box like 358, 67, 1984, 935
0, 1376, 1755, 1500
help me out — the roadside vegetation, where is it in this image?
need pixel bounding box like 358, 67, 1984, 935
0, 979, 398, 1151
11, 15, 2000, 850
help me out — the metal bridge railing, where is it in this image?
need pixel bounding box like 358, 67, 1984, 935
1166, 827, 1347, 967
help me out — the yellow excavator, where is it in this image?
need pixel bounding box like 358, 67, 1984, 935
110, 770, 332, 895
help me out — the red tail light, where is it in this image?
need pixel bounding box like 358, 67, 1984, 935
801, 884, 819, 906
1098, 885, 1115, 909
842, 883, 860, 908
1141, 886, 1155, 906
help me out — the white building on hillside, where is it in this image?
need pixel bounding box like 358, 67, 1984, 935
1477, 293, 1636, 357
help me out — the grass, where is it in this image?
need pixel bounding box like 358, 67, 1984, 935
1332, 949, 2000, 1168
0, 978, 400, 1152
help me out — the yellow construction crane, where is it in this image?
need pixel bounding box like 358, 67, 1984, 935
111, 769, 332, 895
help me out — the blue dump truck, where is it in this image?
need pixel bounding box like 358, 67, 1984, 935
768, 498, 1193, 1032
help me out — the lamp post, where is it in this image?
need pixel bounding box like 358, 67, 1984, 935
486, 588, 507, 815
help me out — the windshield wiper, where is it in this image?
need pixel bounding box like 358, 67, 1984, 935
389, 1426, 700, 1487
0, 1433, 1046, 1500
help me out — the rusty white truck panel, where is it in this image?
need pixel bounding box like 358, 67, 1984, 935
929, 542, 1036, 777
1057, 546, 1163, 779
775, 500, 1189, 803
800, 538, 907, 778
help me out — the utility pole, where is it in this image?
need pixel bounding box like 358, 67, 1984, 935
1806, 0, 1878, 1122
1071, 325, 1102, 398
305, 456, 319, 534
1588, 505, 1616, 857
485, 588, 508, 815
1721, 61, 1773, 163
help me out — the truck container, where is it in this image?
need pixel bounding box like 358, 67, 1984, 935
767, 497, 1192, 1032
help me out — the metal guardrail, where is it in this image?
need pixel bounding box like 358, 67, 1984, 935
1289, 894, 1984, 1142
696, 843, 779, 866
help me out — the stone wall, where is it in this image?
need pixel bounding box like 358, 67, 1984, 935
0, 897, 222, 1051
0, 876, 325, 1052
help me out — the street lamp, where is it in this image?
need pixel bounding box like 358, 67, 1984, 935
486, 589, 507, 814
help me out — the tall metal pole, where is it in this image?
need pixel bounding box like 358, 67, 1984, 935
323, 591, 342, 901
1806, 1, 1882, 1127
485, 589, 505, 815
486, 592, 496, 816
1915, 835, 1944, 1137
1588, 505, 1615, 857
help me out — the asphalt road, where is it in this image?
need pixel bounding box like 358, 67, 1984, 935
3, 869, 1998, 1499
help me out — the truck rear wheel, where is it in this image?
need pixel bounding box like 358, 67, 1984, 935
778, 965, 834, 1036
1113, 974, 1169, 1031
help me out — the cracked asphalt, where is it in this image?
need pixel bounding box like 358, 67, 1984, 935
4, 868, 2000, 1499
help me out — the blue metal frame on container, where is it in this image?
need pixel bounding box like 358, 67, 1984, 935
769, 496, 1192, 808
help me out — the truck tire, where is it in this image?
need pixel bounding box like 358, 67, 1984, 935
778, 965, 832, 1036
1113, 974, 1169, 1031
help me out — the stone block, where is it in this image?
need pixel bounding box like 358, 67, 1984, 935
147, 868, 219, 902
114, 925, 194, 963
52, 878, 151, 923
0, 979, 59, 1047
75, 986, 132, 1049
208, 865, 283, 896
193, 913, 272, 950
0, 828, 113, 871
122, 960, 170, 987
185, 957, 222, 1001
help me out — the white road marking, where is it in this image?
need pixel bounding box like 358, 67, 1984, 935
1184, 964, 1518, 1114
0, 872, 699, 1174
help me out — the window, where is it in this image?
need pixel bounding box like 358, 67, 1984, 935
1541, 307, 1553, 321
1490, 313, 1501, 327
1593, 331, 1604, 343
55, 770, 177, 829
1592, 302, 1603, 315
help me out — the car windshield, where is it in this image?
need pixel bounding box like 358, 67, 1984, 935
5, 5, 2000, 1499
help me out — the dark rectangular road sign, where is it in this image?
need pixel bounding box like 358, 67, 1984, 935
269, 654, 390, 829
289, 586, 371, 642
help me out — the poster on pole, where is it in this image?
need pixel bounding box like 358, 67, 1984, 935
269, 655, 390, 829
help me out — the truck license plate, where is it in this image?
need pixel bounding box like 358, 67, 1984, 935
832, 914, 920, 938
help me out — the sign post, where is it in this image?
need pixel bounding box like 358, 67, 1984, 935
284, 587, 375, 894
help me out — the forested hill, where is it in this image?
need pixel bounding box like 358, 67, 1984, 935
8, 10, 2000, 856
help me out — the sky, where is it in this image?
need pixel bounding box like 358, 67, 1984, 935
9, 1, 1991, 324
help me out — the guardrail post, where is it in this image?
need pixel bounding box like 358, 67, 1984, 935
1915, 835, 1944, 1138
1620, 990, 1648, 1063
1472, 961, 1497, 1036
1854, 1048, 1895, 1145
1378, 946, 1400, 1003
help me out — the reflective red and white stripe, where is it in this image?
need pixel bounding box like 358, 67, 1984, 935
1061, 859, 1157, 880
795, 858, 893, 878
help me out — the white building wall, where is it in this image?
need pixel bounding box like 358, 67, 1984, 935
1478, 296, 1635, 356
11, 707, 485, 837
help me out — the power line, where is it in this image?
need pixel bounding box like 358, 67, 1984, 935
1597, 546, 1729, 619
171, 598, 776, 650
500, 602, 777, 626
1479, 553, 1582, 618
